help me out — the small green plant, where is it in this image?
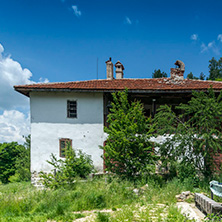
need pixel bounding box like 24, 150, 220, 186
206, 213, 222, 221
40, 143, 94, 189
96, 212, 110, 222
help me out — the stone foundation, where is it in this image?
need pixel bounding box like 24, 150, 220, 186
31, 171, 44, 189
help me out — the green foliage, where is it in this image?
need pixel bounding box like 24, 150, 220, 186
40, 143, 94, 189
96, 212, 110, 222
0, 178, 136, 221
0, 135, 31, 183
0, 177, 211, 221
103, 89, 158, 180
152, 69, 167, 78
206, 213, 222, 221
166, 205, 195, 221
208, 57, 222, 80
177, 163, 199, 187
0, 142, 25, 183
187, 72, 205, 80
200, 72, 205, 80
153, 87, 222, 178
187, 72, 199, 80
11, 135, 31, 182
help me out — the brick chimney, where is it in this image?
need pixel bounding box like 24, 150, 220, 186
170, 60, 185, 80
115, 61, 124, 79
106, 57, 113, 80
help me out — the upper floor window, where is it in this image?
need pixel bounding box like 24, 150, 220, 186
67, 100, 77, 118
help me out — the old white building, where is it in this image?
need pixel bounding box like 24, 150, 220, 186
14, 59, 222, 184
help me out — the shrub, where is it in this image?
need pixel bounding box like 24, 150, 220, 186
0, 142, 25, 183
9, 135, 31, 182
14, 135, 31, 181
40, 143, 94, 189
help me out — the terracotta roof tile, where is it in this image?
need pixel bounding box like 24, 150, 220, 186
14, 78, 222, 96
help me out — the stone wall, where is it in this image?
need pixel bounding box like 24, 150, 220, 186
31, 171, 44, 189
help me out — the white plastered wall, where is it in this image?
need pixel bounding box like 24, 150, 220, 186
30, 91, 105, 173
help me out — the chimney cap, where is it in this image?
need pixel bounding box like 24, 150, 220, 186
105, 57, 112, 63
174, 60, 185, 71
115, 61, 125, 70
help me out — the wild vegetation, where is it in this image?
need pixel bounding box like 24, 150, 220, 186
0, 176, 213, 221
0, 135, 30, 183
40, 143, 94, 189
153, 87, 222, 178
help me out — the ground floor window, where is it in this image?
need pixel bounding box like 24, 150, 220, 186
59, 138, 72, 157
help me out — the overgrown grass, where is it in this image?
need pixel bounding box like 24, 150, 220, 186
0, 176, 211, 221
95, 204, 195, 222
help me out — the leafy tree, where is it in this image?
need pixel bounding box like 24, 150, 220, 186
153, 87, 222, 178
208, 57, 222, 80
103, 89, 157, 180
187, 72, 199, 80
199, 72, 205, 80
40, 143, 94, 189
0, 142, 24, 183
11, 135, 31, 182
152, 69, 167, 78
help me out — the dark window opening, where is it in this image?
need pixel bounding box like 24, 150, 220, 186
67, 100, 77, 118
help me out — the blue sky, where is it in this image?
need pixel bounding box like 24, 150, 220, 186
0, 0, 222, 143
1, 0, 222, 81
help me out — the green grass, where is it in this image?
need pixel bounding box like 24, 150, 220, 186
0, 177, 209, 221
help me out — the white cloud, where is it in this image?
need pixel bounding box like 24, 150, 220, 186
191, 34, 198, 41
0, 110, 30, 144
72, 5, 81, 17
0, 42, 48, 110
0, 42, 48, 143
200, 41, 220, 55
0, 44, 4, 54
218, 34, 222, 42
201, 43, 208, 53
208, 41, 214, 48
125, 16, 132, 25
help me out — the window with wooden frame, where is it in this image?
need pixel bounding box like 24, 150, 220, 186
59, 138, 72, 158
67, 100, 77, 118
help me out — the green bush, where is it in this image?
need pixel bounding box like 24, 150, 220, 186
14, 135, 31, 182
96, 212, 110, 222
40, 143, 94, 189
0, 136, 31, 183
177, 162, 197, 181
0, 142, 25, 183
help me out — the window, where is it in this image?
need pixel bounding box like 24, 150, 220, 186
59, 138, 72, 157
67, 100, 77, 118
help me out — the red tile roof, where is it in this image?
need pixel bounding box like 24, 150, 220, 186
14, 78, 222, 96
